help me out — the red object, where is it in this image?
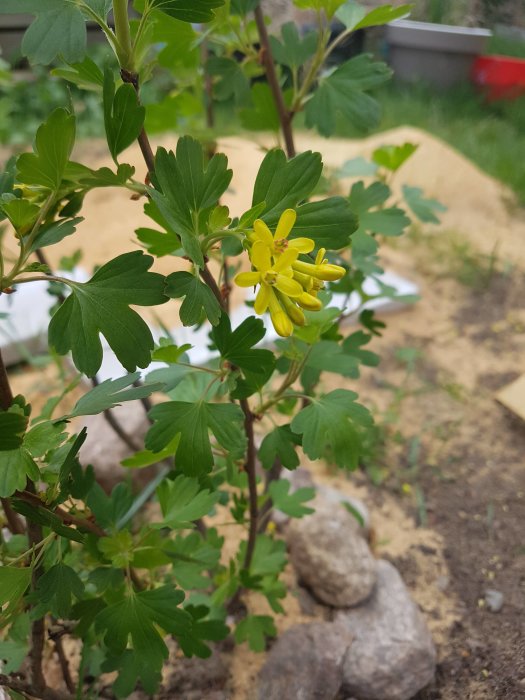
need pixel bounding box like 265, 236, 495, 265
472, 54, 525, 100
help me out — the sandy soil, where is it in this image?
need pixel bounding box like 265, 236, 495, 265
5, 127, 525, 699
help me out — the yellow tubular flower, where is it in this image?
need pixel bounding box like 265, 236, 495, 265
292, 257, 346, 282
277, 291, 306, 326
252, 209, 315, 256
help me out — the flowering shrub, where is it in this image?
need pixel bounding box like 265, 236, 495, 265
0, 1, 441, 698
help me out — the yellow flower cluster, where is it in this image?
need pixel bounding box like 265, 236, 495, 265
234, 209, 345, 337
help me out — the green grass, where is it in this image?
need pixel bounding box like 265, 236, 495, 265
333, 82, 525, 206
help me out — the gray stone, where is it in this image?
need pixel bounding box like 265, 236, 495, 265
257, 622, 353, 700
159, 648, 229, 699
316, 484, 370, 535
485, 588, 504, 613
287, 501, 377, 608
77, 402, 154, 492
335, 560, 436, 700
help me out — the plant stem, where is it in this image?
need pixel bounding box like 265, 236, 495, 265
0, 347, 13, 410
0, 675, 74, 700
51, 633, 75, 695
1, 497, 25, 534
120, 69, 156, 173
26, 484, 46, 694
239, 398, 258, 571
15, 490, 107, 538
200, 263, 225, 309
253, 5, 296, 158
112, 0, 135, 71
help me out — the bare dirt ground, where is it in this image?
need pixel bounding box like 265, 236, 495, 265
6, 127, 525, 699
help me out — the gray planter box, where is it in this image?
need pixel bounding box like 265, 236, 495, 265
386, 19, 492, 88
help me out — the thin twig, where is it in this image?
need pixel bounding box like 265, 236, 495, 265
253, 5, 296, 158
200, 263, 225, 309
120, 69, 156, 173
239, 398, 258, 571
15, 490, 107, 538
1, 496, 25, 534
0, 674, 74, 700
26, 483, 46, 694
50, 634, 76, 695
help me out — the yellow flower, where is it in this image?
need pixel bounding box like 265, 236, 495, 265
234, 241, 304, 337
234, 211, 347, 338
251, 209, 314, 256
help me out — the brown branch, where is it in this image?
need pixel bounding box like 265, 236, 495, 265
239, 398, 258, 571
0, 674, 74, 700
120, 69, 156, 173
0, 347, 13, 410
26, 482, 46, 695
2, 496, 25, 534
50, 634, 75, 695
257, 457, 283, 534
200, 263, 226, 310
254, 5, 296, 158
16, 490, 107, 538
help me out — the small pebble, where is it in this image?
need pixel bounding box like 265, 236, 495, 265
484, 589, 504, 613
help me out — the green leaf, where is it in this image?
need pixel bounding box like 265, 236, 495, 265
349, 181, 410, 237
0, 615, 29, 674
252, 149, 323, 220
149, 0, 224, 22
0, 197, 39, 233
103, 69, 145, 163
151, 140, 232, 267
16, 108, 76, 190
0, 413, 27, 451
78, 164, 136, 188
121, 434, 180, 469
291, 389, 373, 470
337, 156, 378, 178
264, 196, 357, 250
234, 615, 276, 652
30, 563, 84, 618
336, 2, 411, 31
270, 22, 317, 70
402, 185, 447, 224
293, 0, 346, 18
98, 531, 135, 568
0, 1, 88, 65
231, 0, 259, 14
165, 271, 222, 326
146, 401, 246, 475
268, 480, 315, 517
48, 251, 167, 377
95, 586, 190, 680
342, 330, 380, 367
301, 339, 361, 391
211, 315, 275, 378
52, 56, 105, 91
152, 343, 192, 364
29, 217, 84, 253
69, 373, 164, 417
207, 57, 250, 106
24, 421, 67, 458
240, 83, 280, 132
372, 142, 418, 172
258, 425, 301, 470
156, 474, 220, 528
162, 531, 222, 589
0, 567, 31, 615
0, 449, 38, 498
246, 535, 287, 577
305, 55, 392, 137
11, 500, 85, 543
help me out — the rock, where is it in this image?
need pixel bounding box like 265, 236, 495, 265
485, 588, 504, 613
316, 484, 371, 535
77, 402, 154, 492
159, 649, 230, 699
257, 622, 353, 700
335, 560, 436, 700
287, 501, 377, 607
